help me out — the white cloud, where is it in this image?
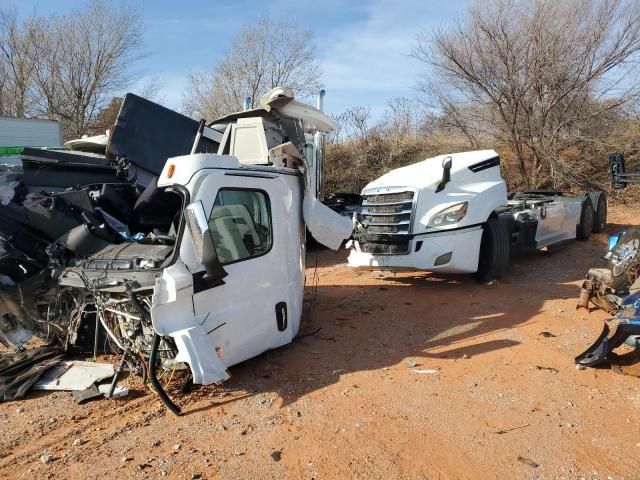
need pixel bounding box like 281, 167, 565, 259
132, 0, 469, 117
318, 0, 468, 116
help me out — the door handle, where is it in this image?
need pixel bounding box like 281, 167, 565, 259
275, 302, 287, 331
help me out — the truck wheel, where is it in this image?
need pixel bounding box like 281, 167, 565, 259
576, 196, 594, 241
589, 192, 607, 233
474, 217, 511, 282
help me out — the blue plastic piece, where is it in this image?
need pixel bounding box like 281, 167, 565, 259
608, 231, 624, 251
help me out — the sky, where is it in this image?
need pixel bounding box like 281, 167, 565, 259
5, 0, 469, 118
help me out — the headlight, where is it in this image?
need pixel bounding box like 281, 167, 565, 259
428, 202, 468, 227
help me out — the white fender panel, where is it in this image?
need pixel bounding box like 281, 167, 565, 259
171, 326, 230, 385
151, 263, 195, 335
151, 264, 229, 385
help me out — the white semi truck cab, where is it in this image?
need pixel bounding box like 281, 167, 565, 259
348, 150, 606, 281
0, 87, 352, 414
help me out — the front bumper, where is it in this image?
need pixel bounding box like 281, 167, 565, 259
347, 226, 483, 273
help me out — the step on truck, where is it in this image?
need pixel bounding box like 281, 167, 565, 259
0, 87, 352, 413
347, 150, 606, 281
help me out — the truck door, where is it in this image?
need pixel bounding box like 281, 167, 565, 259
189, 171, 301, 368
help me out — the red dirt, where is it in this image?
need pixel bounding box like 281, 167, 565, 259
1, 206, 640, 479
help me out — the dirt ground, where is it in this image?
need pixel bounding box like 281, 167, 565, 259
1, 206, 640, 480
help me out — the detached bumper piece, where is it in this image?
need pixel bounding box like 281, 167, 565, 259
575, 318, 640, 367
0, 346, 65, 401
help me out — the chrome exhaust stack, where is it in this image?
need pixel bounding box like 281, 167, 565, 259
315, 89, 327, 200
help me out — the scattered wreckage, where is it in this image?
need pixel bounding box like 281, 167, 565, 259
576, 153, 640, 368
0, 84, 625, 411
0, 87, 352, 413
347, 150, 606, 281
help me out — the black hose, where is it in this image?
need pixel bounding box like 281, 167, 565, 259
128, 291, 148, 323
149, 333, 181, 416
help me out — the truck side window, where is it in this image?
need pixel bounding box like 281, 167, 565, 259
208, 189, 272, 264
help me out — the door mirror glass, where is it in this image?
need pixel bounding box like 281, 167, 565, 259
185, 201, 209, 261
185, 201, 227, 283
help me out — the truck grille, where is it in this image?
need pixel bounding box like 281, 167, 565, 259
358, 190, 416, 254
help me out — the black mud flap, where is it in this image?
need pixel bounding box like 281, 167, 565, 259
575, 319, 640, 367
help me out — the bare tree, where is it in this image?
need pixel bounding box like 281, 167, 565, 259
30, 0, 144, 138
0, 8, 39, 117
87, 96, 124, 136
330, 106, 372, 143
0, 1, 144, 139
136, 75, 164, 104
183, 17, 322, 121
378, 97, 425, 139
85, 76, 165, 135
414, 0, 640, 188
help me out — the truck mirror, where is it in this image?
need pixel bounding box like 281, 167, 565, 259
609, 153, 626, 189
436, 156, 452, 193
184, 202, 227, 283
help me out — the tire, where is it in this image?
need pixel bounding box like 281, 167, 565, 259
589, 192, 607, 233
576, 195, 594, 241
608, 228, 640, 292
474, 217, 511, 282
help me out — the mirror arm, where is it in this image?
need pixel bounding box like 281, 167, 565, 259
436, 159, 452, 193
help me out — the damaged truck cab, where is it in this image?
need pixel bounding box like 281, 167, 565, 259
0, 87, 352, 409
150, 153, 307, 384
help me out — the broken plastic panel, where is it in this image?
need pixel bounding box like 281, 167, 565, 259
34, 361, 115, 391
